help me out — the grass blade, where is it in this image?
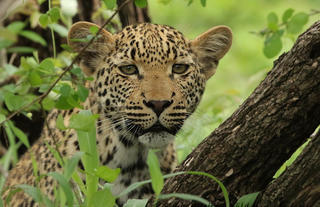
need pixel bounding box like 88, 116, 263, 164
159, 193, 212, 206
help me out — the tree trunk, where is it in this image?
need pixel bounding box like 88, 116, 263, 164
150, 21, 320, 207
255, 131, 320, 207
117, 0, 151, 28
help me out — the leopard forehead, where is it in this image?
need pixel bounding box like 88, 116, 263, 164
112, 23, 192, 65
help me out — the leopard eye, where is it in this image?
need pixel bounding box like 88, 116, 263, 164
172, 64, 189, 74
118, 65, 138, 75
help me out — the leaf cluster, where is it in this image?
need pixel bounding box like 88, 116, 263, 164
258, 9, 318, 58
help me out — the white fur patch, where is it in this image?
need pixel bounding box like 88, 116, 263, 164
138, 131, 175, 149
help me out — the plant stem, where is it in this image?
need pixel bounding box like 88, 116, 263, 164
48, 0, 56, 59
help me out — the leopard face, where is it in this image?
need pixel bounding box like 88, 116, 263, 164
68, 22, 232, 149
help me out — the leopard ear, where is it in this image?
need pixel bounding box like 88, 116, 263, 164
68, 21, 115, 75
191, 26, 232, 80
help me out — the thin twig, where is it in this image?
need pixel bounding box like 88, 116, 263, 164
0, 0, 132, 126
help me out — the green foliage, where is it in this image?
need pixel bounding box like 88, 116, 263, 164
39, 7, 61, 28
69, 110, 99, 205
135, 0, 148, 8
158, 193, 211, 206
19, 31, 47, 46
11, 184, 54, 207
124, 199, 148, 207
103, 0, 117, 10
94, 166, 121, 183
91, 187, 116, 207
234, 192, 259, 207
63, 152, 83, 180
273, 139, 311, 178
258, 9, 315, 58
147, 150, 164, 196
48, 172, 74, 207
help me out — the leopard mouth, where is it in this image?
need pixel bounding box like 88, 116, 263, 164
142, 122, 180, 135
126, 121, 181, 137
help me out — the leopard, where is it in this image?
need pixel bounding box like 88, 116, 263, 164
1, 21, 232, 206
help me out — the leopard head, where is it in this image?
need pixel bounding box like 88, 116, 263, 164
68, 22, 232, 148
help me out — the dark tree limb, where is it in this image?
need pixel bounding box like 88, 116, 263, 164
150, 21, 320, 207
117, 0, 151, 27
255, 131, 320, 207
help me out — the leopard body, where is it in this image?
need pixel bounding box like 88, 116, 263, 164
2, 22, 232, 206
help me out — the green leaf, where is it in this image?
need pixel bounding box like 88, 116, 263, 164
60, 84, 72, 97
0, 39, 14, 50
263, 32, 282, 58
91, 188, 115, 207
267, 12, 278, 32
69, 112, 98, 131
282, 8, 294, 23
7, 46, 35, 53
200, 0, 206, 7
9, 122, 30, 148
89, 25, 99, 35
123, 199, 148, 207
28, 71, 42, 86
71, 67, 84, 77
66, 94, 82, 108
74, 110, 99, 205
55, 96, 74, 110
39, 13, 49, 27
61, 44, 73, 52
48, 172, 74, 207
0, 114, 5, 124
48, 8, 61, 23
234, 192, 259, 207
103, 0, 117, 9
77, 84, 89, 102
134, 0, 148, 8
187, 171, 230, 207
95, 166, 120, 182
7, 21, 26, 34
45, 141, 64, 168
118, 180, 151, 198
15, 184, 54, 207
147, 150, 163, 196
64, 152, 84, 180
30, 152, 39, 183
57, 114, 67, 130
287, 12, 309, 34
4, 92, 26, 111
19, 30, 47, 46
159, 193, 211, 206
50, 23, 68, 37
39, 58, 55, 73
42, 97, 55, 110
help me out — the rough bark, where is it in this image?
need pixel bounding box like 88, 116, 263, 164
150, 21, 320, 207
255, 131, 320, 207
117, 0, 151, 27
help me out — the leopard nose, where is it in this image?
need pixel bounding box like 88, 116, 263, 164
143, 100, 172, 117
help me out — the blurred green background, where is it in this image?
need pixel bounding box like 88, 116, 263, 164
148, 0, 320, 161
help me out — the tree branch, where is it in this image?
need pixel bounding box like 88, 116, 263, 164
255, 131, 320, 206
117, 0, 151, 27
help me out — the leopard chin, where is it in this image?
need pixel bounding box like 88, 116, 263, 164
138, 131, 175, 149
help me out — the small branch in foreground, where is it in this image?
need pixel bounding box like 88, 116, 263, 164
0, 0, 132, 126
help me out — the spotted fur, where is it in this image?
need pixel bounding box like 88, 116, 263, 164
2, 22, 232, 206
